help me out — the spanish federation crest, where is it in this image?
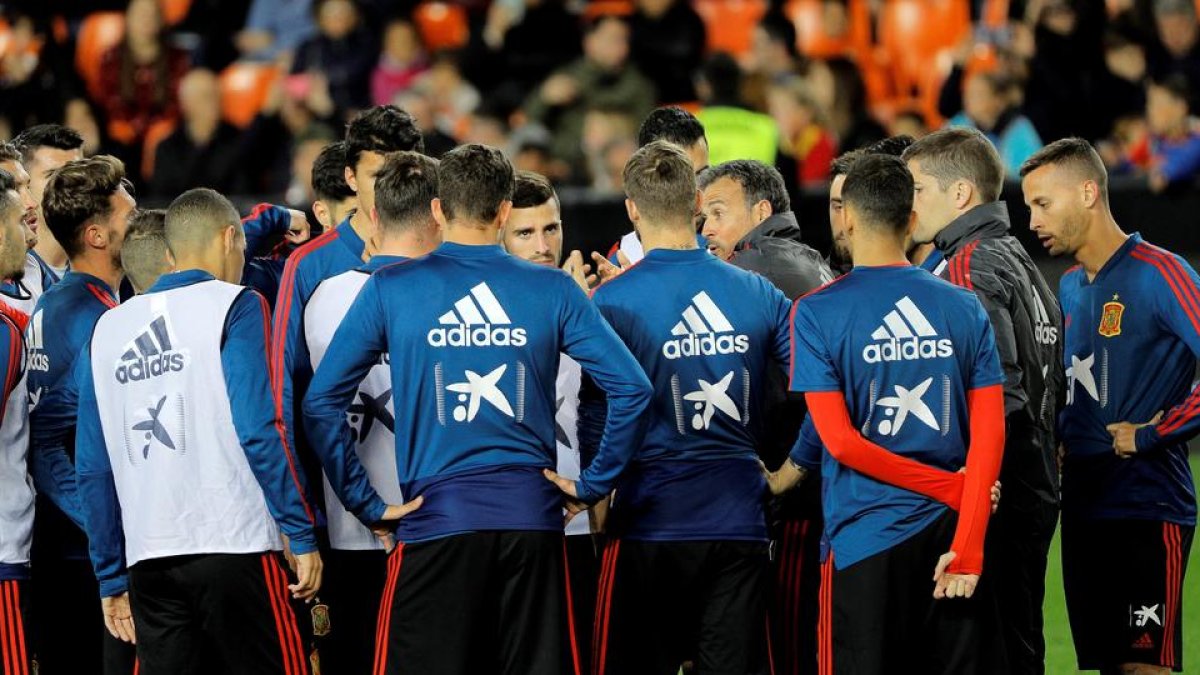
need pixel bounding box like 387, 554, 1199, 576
1099, 294, 1124, 338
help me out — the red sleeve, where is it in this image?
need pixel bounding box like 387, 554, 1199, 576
805, 391, 965, 508
946, 384, 1006, 575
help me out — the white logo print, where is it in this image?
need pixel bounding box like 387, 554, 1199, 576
862, 297, 953, 363
1133, 605, 1162, 627
662, 291, 749, 360
445, 364, 514, 422
427, 283, 528, 348
25, 309, 48, 372
115, 315, 186, 383
1066, 353, 1099, 405
1032, 293, 1058, 345
875, 377, 941, 436
683, 371, 741, 430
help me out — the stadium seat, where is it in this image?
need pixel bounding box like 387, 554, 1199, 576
785, 0, 870, 59
76, 12, 126, 100
694, 0, 768, 58
413, 2, 469, 52
583, 0, 634, 20
879, 0, 970, 97
159, 0, 192, 26
141, 118, 177, 181
219, 62, 281, 128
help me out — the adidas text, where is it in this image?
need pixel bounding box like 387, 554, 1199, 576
116, 353, 186, 383
427, 325, 528, 348
663, 333, 749, 360
26, 351, 49, 372
863, 337, 953, 363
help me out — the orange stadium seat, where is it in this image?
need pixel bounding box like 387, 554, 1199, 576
583, 0, 634, 20
141, 118, 177, 181
879, 0, 970, 98
159, 0, 192, 26
76, 12, 126, 100
219, 62, 281, 128
785, 0, 871, 59
694, 0, 768, 58
413, 2, 469, 52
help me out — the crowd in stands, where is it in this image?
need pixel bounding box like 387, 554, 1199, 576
3, 0, 1200, 209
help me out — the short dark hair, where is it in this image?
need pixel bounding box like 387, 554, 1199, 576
902, 127, 1005, 203
513, 170, 558, 209
345, 105, 424, 171
121, 209, 170, 292
437, 144, 514, 225
312, 141, 355, 203
12, 124, 84, 165
165, 188, 241, 254
637, 106, 707, 149
1019, 137, 1109, 199
830, 148, 865, 179
842, 154, 914, 233
374, 151, 439, 234
0, 143, 20, 165
698, 159, 791, 213
43, 155, 128, 258
623, 140, 697, 225
0, 168, 17, 222
759, 10, 798, 60
1150, 73, 1192, 108
831, 135, 913, 179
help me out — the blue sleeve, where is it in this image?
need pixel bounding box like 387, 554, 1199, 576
223, 290, 317, 554
768, 285, 793, 367
272, 254, 313, 483
561, 280, 652, 503
788, 414, 823, 470
1159, 137, 1200, 184
1137, 256, 1200, 451
301, 278, 390, 524
788, 301, 841, 393
28, 361, 86, 530
242, 203, 292, 259
74, 343, 128, 598
968, 298, 1005, 390
244, 0, 274, 31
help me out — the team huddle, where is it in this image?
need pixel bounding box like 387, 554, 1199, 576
0, 104, 1193, 675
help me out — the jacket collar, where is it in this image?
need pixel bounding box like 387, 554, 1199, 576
735, 211, 802, 253
933, 201, 1011, 256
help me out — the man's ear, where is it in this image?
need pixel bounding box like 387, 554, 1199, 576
431, 198, 448, 229
953, 180, 974, 210
752, 199, 773, 224
494, 200, 512, 229
625, 198, 640, 230
344, 166, 358, 194
1081, 180, 1100, 209
223, 224, 237, 253
312, 200, 332, 229
905, 210, 918, 240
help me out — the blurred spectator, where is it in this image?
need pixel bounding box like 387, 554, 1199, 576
1117, 75, 1200, 192
416, 52, 481, 140
97, 0, 190, 147
891, 109, 930, 140
1023, 0, 1107, 142
149, 69, 248, 197
629, 0, 707, 103
477, 0, 582, 113
524, 15, 655, 171
806, 57, 885, 152
1147, 0, 1200, 109
0, 11, 84, 133
581, 107, 637, 190
461, 108, 511, 149
1093, 29, 1149, 142
393, 89, 458, 157
744, 11, 802, 112
947, 71, 1043, 176
291, 0, 377, 114
371, 19, 428, 107
697, 53, 778, 165
285, 124, 338, 209
63, 99, 105, 157
768, 79, 836, 188
236, 0, 318, 62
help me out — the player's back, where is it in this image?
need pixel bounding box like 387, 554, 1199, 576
792, 265, 1001, 567
591, 247, 792, 540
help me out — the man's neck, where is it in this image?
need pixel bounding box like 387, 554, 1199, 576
349, 208, 376, 260
639, 223, 697, 254
69, 254, 122, 292
377, 230, 437, 259
33, 238, 68, 269
851, 237, 909, 268
1075, 215, 1129, 281
444, 222, 500, 246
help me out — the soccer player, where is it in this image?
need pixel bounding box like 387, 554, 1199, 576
74, 188, 321, 675
1023, 138, 1196, 675
303, 143, 651, 675
904, 127, 1064, 675
303, 151, 441, 674
0, 143, 50, 313
240, 203, 312, 310
274, 105, 423, 516
120, 210, 171, 295
310, 141, 358, 232
12, 124, 85, 284
585, 140, 791, 674
499, 169, 599, 674
790, 154, 1006, 674
0, 169, 35, 675
25, 156, 137, 675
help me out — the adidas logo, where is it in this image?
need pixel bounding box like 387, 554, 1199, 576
862, 297, 953, 364
1132, 633, 1155, 650
662, 291, 749, 360
115, 316, 186, 383
426, 283, 528, 348
1032, 293, 1058, 345
25, 309, 48, 372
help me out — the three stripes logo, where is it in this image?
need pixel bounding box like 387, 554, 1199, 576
115, 315, 186, 383
862, 297, 953, 364
427, 282, 528, 348
1032, 292, 1058, 345
662, 291, 749, 360
25, 309, 48, 372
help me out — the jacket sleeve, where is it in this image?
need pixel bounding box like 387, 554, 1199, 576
1136, 253, 1200, 451
301, 278, 390, 525
223, 291, 317, 554
74, 343, 128, 598
271, 251, 314, 487
561, 279, 652, 503
242, 203, 294, 258
28, 360, 86, 530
